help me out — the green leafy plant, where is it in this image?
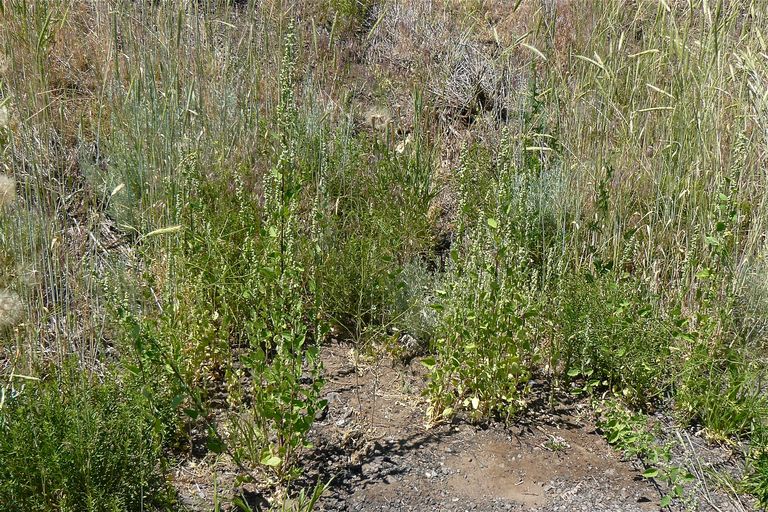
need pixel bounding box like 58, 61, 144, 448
228, 25, 326, 485
0, 362, 175, 511
423, 252, 535, 423
596, 398, 695, 508
424, 196, 538, 423
554, 275, 672, 406
743, 449, 768, 508
316, 128, 435, 345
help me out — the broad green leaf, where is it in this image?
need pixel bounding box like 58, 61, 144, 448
261, 455, 282, 467
207, 433, 224, 454
642, 468, 659, 478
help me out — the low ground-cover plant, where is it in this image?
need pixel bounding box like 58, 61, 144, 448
0, 362, 175, 511
596, 398, 695, 509
423, 257, 536, 423
744, 449, 768, 508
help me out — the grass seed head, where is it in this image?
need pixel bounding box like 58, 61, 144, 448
0, 174, 16, 208
0, 289, 23, 329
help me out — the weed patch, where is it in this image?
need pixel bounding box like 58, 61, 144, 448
0, 363, 175, 511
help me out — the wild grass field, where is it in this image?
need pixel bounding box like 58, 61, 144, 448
1, 0, 768, 510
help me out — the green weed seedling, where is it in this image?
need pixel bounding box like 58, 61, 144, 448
743, 449, 768, 508
596, 399, 695, 509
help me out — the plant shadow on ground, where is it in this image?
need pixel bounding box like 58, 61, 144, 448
232, 341, 671, 512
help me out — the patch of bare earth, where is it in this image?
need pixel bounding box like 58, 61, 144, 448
305, 341, 666, 512
170, 340, 751, 511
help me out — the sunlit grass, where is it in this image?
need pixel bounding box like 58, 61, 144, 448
0, 0, 767, 509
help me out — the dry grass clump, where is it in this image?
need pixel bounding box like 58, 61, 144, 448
364, 2, 525, 134
0, 1, 113, 145
366, 2, 456, 73
433, 41, 525, 128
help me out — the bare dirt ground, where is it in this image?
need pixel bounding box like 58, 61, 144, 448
302, 342, 687, 511
173, 341, 754, 511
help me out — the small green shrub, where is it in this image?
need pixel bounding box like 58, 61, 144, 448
423, 264, 535, 423
675, 341, 768, 441
316, 131, 435, 343
554, 275, 672, 406
424, 218, 538, 423
227, 26, 327, 486
744, 449, 768, 508
424, 133, 556, 423
0, 363, 174, 512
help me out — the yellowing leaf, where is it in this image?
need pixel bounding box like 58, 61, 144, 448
261, 455, 282, 467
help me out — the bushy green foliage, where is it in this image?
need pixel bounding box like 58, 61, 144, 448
553, 275, 672, 406
0, 364, 174, 512
316, 132, 435, 343
424, 245, 536, 423
744, 449, 768, 508
424, 140, 542, 423
676, 339, 768, 441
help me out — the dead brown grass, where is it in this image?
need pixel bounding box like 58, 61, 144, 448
0, 1, 113, 145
